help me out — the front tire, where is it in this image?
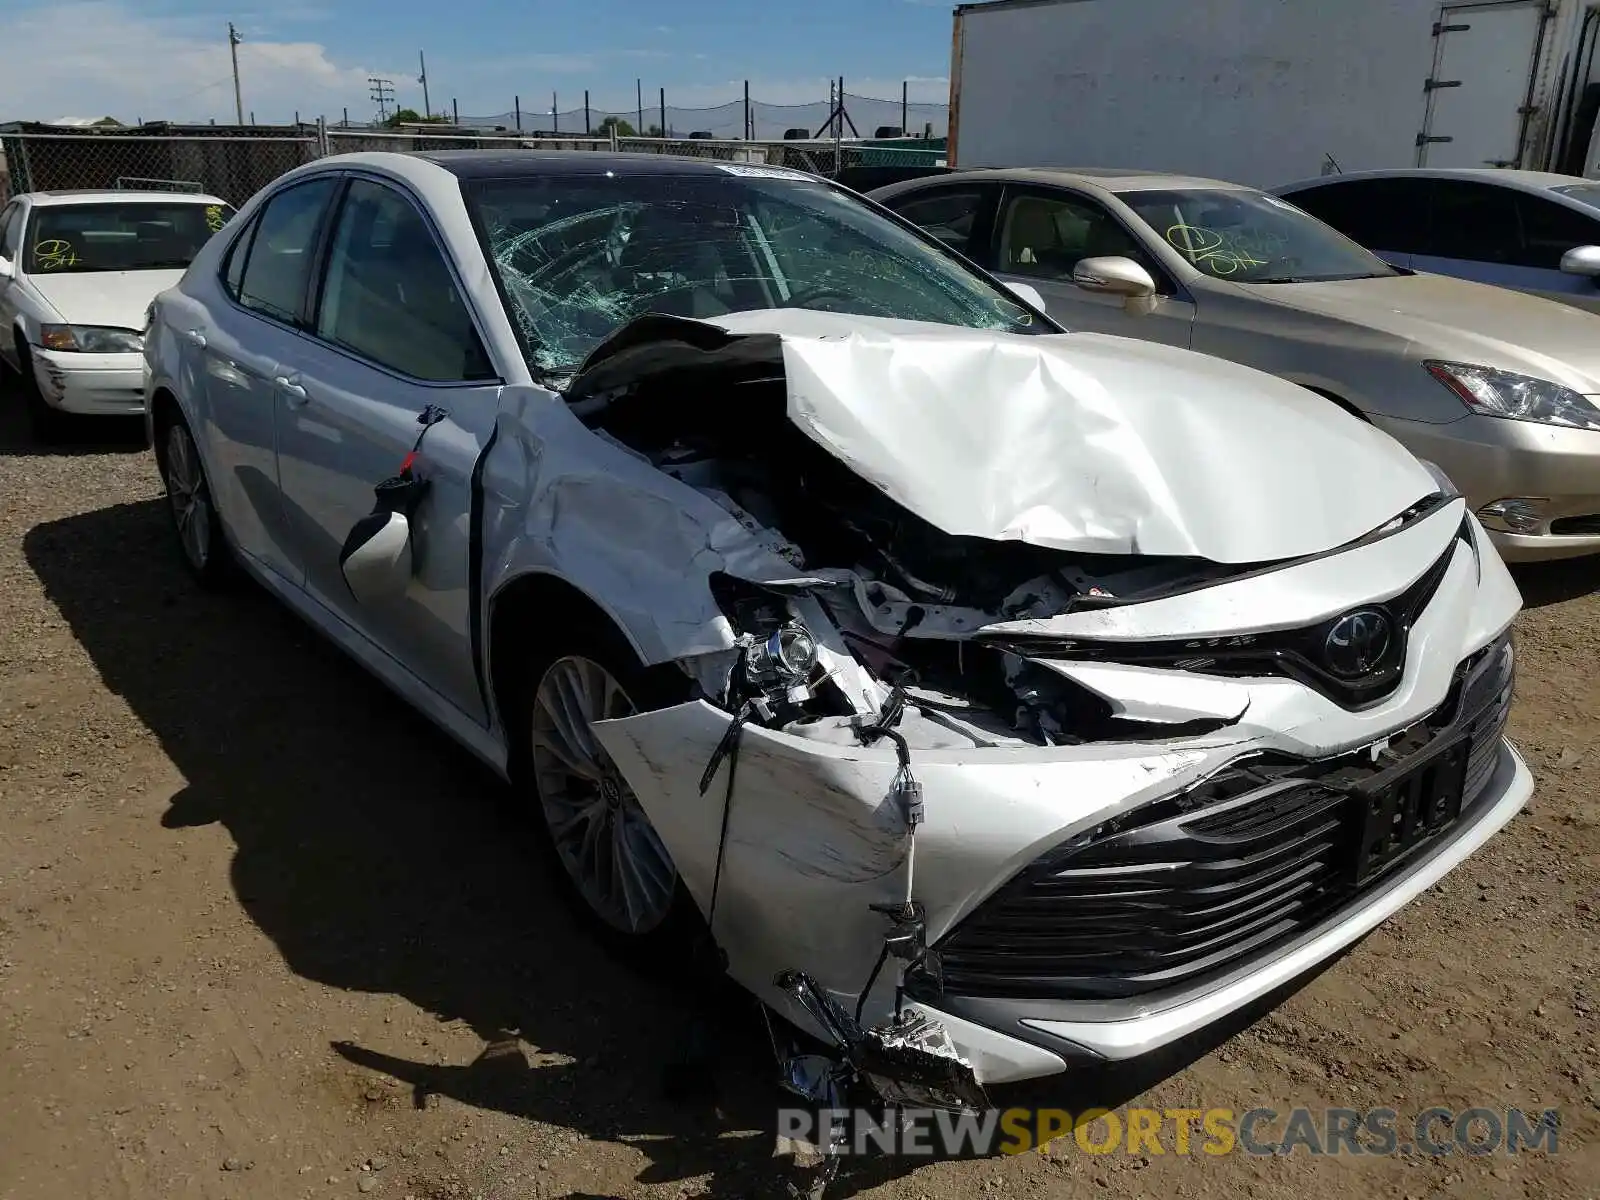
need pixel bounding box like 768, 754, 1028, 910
516, 620, 706, 961
16, 340, 65, 443
158, 413, 229, 588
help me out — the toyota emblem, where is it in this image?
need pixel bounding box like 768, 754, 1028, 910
1324, 609, 1392, 678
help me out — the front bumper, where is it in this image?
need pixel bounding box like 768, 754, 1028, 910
31, 349, 146, 416
913, 738, 1530, 1068
1373, 411, 1600, 561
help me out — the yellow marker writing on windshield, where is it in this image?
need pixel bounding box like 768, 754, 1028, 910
32, 239, 78, 271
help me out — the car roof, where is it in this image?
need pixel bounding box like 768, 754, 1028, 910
872, 166, 1256, 195
408, 149, 820, 180
1275, 167, 1592, 195
18, 189, 230, 207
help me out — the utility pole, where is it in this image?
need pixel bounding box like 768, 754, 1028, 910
636, 78, 644, 135
228, 23, 244, 125
368, 76, 394, 124
418, 51, 431, 119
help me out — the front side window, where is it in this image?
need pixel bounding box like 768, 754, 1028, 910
1118, 187, 1397, 283
1423, 181, 1521, 262
467, 172, 1041, 381
236, 178, 338, 324
22, 201, 236, 275
1514, 194, 1600, 269
313, 179, 493, 382
0, 202, 20, 261
888, 189, 985, 253
997, 190, 1163, 285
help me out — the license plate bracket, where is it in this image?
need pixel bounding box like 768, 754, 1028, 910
1350, 734, 1470, 885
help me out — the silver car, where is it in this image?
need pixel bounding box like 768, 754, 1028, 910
870, 168, 1600, 561
1275, 168, 1600, 315
144, 151, 1528, 1102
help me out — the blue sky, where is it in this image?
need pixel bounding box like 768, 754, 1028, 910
0, 0, 958, 125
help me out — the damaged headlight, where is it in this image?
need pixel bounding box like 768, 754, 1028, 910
746, 621, 820, 700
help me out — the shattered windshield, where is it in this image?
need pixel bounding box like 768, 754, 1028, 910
1117, 188, 1397, 284
466, 171, 1041, 380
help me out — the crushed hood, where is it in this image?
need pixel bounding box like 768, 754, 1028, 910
25, 269, 183, 330
699, 310, 1434, 564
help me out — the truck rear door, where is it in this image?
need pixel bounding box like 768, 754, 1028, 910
1418, 1, 1551, 169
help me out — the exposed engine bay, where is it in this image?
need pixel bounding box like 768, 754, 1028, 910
565, 314, 1309, 748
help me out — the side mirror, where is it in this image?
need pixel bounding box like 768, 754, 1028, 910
0, 256, 13, 280
339, 510, 414, 604
1559, 244, 1600, 278
1001, 280, 1047, 312
1072, 256, 1158, 299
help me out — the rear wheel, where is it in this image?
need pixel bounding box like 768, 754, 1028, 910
159, 413, 229, 587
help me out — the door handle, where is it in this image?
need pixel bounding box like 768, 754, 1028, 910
274, 376, 309, 406
183, 329, 206, 348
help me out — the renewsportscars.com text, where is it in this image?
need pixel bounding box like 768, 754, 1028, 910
776, 1106, 1560, 1158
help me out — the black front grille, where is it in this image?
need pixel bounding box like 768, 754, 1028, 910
926, 631, 1514, 1003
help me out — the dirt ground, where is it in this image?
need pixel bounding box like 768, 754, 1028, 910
1, 393, 1596, 1200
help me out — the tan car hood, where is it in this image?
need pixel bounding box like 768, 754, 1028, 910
1249, 272, 1600, 392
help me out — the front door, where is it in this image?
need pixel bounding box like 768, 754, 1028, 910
988, 186, 1196, 346
274, 176, 501, 723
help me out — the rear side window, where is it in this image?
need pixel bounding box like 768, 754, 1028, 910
887, 189, 985, 253
1280, 179, 1431, 252
312, 179, 494, 381
236, 178, 339, 324
220, 215, 258, 300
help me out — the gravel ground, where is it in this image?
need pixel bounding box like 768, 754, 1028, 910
1, 389, 1597, 1200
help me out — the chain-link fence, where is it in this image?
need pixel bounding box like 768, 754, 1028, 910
0, 121, 948, 208
0, 124, 321, 206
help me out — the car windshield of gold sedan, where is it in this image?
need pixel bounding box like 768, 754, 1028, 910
24, 201, 235, 274
1118, 188, 1398, 284
468, 172, 1042, 381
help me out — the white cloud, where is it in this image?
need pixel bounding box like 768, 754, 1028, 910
2, 2, 403, 124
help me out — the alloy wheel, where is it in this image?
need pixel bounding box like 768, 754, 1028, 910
530, 654, 678, 934
165, 423, 212, 572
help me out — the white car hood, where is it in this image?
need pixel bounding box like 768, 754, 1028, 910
25, 269, 184, 329
709, 310, 1436, 564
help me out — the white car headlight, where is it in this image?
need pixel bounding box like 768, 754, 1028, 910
38, 324, 144, 354
1425, 360, 1600, 432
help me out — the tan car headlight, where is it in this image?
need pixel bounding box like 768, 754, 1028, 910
1424, 360, 1600, 432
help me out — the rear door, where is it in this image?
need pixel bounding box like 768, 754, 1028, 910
1419, 1, 1550, 168
193, 175, 341, 585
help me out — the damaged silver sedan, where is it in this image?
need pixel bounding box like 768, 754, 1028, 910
143, 151, 1531, 1109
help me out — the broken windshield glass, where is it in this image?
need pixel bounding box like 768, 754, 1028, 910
466, 172, 1041, 381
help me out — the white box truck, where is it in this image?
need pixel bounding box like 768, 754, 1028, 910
947, 0, 1600, 185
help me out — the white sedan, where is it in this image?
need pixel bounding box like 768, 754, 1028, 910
0, 188, 233, 437
143, 150, 1529, 1109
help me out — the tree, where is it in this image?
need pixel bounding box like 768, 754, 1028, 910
384, 107, 448, 128
644, 124, 665, 137
594, 116, 635, 137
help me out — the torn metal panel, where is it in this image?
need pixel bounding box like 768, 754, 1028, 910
590, 698, 1227, 1038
